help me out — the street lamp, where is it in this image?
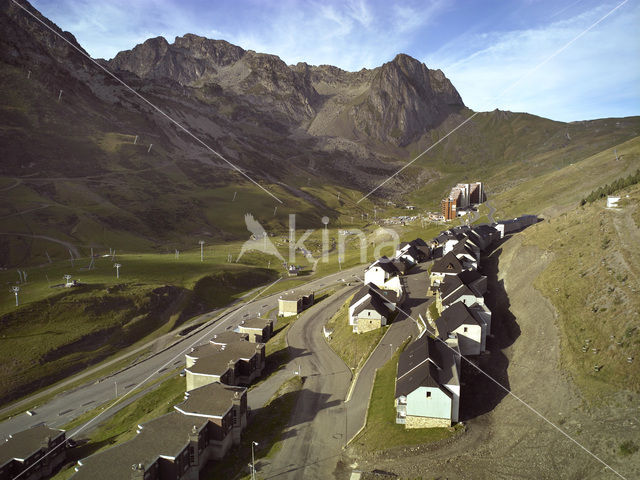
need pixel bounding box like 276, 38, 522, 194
11, 286, 19, 306
251, 441, 259, 480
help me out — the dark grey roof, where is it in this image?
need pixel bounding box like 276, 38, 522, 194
391, 257, 410, 273
397, 335, 439, 378
395, 335, 458, 397
0, 425, 64, 466
187, 341, 261, 376
352, 284, 398, 310
431, 252, 464, 274
410, 237, 428, 247
451, 225, 472, 235
353, 293, 391, 318
238, 317, 272, 330
396, 336, 440, 397
457, 268, 484, 287
209, 331, 248, 345
374, 256, 400, 275
439, 275, 465, 298
174, 383, 245, 418
440, 270, 485, 299
431, 246, 444, 259
435, 302, 481, 339
350, 284, 373, 306
470, 224, 499, 249
434, 232, 457, 245
279, 289, 313, 301
451, 239, 475, 258
73, 412, 205, 479
373, 287, 399, 304
441, 283, 477, 306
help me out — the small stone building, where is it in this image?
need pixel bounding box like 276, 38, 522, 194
236, 317, 273, 343
278, 291, 314, 317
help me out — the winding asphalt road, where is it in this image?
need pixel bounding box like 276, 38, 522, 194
261, 265, 428, 479
261, 286, 356, 479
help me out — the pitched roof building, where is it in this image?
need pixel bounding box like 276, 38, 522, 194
435, 302, 489, 355
185, 339, 265, 391
72, 383, 247, 480
395, 335, 461, 428
0, 425, 66, 480
348, 284, 399, 333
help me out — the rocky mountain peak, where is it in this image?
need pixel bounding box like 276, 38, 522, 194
1, 0, 89, 66
327, 54, 465, 146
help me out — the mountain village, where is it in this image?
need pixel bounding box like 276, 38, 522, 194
0, 176, 539, 479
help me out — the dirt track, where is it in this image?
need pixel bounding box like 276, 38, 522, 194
345, 234, 640, 480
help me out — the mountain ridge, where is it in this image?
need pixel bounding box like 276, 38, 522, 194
106, 33, 464, 146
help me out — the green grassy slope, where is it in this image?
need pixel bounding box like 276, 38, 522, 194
404, 111, 640, 208
490, 136, 640, 218
517, 183, 640, 399
0, 250, 277, 404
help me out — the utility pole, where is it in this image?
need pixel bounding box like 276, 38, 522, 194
147, 144, 153, 153
199, 240, 205, 262
114, 263, 121, 279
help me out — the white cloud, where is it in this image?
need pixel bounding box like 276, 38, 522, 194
30, 0, 638, 120
391, 0, 448, 34
427, 2, 640, 121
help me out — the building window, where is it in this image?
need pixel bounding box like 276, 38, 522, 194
426, 391, 431, 398
463, 327, 468, 332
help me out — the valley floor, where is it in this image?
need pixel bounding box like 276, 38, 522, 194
344, 234, 640, 480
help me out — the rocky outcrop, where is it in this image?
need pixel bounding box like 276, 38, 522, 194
108, 35, 245, 84
355, 54, 464, 145
108, 37, 463, 144
301, 54, 464, 146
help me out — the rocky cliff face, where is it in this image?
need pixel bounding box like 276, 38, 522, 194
299, 54, 464, 146
108, 34, 320, 124
108, 36, 463, 145
352, 54, 464, 146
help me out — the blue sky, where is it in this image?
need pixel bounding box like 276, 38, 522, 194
31, 0, 639, 122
